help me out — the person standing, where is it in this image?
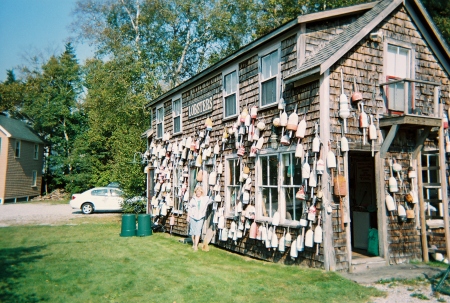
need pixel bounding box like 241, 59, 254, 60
187, 186, 211, 251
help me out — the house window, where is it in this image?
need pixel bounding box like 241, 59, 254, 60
172, 98, 182, 134
225, 158, 241, 216
156, 106, 164, 139
172, 166, 184, 214
32, 170, 37, 187
421, 152, 441, 216
223, 71, 238, 118
256, 152, 302, 225
386, 44, 411, 113
15, 140, 21, 158
34, 144, 39, 160
260, 50, 279, 107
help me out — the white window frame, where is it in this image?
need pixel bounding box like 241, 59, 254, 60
155, 105, 164, 139
32, 170, 37, 187
34, 144, 39, 160
259, 44, 281, 108
222, 66, 239, 120
255, 149, 303, 227
172, 96, 182, 134
421, 152, 441, 216
225, 157, 241, 217
383, 39, 414, 114
15, 140, 21, 158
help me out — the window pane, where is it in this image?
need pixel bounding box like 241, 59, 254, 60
269, 155, 278, 185
174, 116, 181, 133
387, 45, 397, 76
261, 157, 268, 185
225, 94, 237, 117
282, 154, 291, 185
429, 170, 439, 183
398, 48, 409, 77
262, 55, 271, 80
261, 187, 278, 218
173, 99, 181, 115
429, 155, 438, 167
224, 71, 236, 94
285, 187, 302, 221
157, 123, 163, 137
262, 78, 276, 106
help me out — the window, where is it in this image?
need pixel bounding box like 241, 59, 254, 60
172, 98, 182, 134
260, 50, 279, 107
225, 158, 241, 216
172, 166, 184, 214
34, 144, 39, 160
156, 106, 164, 138
32, 170, 37, 187
110, 189, 123, 197
92, 189, 108, 196
421, 152, 441, 216
223, 71, 238, 118
386, 44, 411, 113
15, 140, 21, 158
256, 151, 302, 225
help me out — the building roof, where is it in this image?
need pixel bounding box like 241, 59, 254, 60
285, 0, 450, 83
0, 115, 44, 144
146, 0, 450, 106
145, 1, 378, 108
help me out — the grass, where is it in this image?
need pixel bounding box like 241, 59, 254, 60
0, 216, 384, 303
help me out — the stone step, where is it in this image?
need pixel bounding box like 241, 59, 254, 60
350, 256, 387, 273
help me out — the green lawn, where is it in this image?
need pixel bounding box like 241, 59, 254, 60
0, 216, 384, 303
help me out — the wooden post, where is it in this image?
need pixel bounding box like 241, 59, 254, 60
438, 97, 450, 261
320, 69, 336, 271
375, 152, 389, 263
417, 131, 428, 262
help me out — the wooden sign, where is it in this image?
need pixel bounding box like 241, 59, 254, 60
188, 96, 213, 119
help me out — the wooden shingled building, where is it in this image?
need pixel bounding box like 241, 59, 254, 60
141, 0, 450, 272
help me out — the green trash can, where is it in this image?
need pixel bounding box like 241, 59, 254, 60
137, 214, 152, 237
120, 214, 136, 237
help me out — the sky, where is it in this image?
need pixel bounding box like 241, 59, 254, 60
0, 0, 94, 82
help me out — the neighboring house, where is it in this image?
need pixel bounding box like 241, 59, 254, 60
142, 0, 450, 272
0, 115, 45, 204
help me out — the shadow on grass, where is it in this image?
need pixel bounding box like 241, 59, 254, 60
0, 245, 46, 302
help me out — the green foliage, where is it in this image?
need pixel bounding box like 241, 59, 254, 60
0, 221, 384, 302
421, 0, 450, 46
121, 197, 147, 214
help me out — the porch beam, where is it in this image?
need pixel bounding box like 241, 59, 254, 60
379, 124, 399, 158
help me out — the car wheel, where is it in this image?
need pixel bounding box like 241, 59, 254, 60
81, 203, 94, 214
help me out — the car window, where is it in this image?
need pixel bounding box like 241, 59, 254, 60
110, 189, 123, 197
91, 189, 108, 196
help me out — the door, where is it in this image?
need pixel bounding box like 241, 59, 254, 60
349, 152, 378, 257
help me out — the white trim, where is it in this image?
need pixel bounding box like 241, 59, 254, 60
0, 126, 11, 137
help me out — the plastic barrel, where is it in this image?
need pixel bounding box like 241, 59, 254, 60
137, 214, 152, 236
120, 214, 136, 237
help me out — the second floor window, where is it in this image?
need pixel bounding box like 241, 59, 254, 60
15, 140, 21, 158
156, 106, 164, 139
223, 71, 238, 118
260, 50, 279, 107
172, 98, 182, 134
386, 44, 411, 113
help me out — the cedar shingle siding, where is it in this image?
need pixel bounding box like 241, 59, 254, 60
144, 0, 450, 271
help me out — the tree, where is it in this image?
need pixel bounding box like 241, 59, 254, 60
0, 70, 24, 113
421, 0, 450, 46
17, 43, 84, 193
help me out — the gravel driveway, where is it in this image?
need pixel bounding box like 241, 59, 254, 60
0, 202, 120, 227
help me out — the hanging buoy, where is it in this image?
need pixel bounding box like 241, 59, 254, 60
339, 69, 350, 133
327, 142, 337, 169
369, 114, 377, 157
341, 136, 349, 152
296, 115, 307, 138
385, 193, 396, 211
287, 104, 299, 131
305, 222, 314, 248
